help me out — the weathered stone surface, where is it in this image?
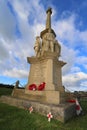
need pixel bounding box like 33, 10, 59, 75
34, 36, 41, 57
25, 7, 66, 95
24, 7, 67, 106
0, 95, 76, 122
10, 7, 75, 122
26, 54, 66, 92
12, 89, 68, 105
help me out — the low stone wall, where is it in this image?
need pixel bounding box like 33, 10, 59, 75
0, 95, 76, 122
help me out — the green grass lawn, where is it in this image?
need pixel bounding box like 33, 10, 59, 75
0, 87, 13, 96
0, 102, 87, 130
0, 87, 87, 130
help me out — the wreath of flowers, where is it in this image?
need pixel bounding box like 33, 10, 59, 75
28, 82, 46, 91
28, 84, 37, 90
38, 82, 46, 91
67, 99, 76, 103
67, 98, 82, 115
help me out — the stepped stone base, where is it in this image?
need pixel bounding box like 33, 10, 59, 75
0, 95, 76, 122
12, 89, 68, 105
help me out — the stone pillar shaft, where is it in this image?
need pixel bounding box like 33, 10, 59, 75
46, 59, 55, 90
46, 8, 52, 29
46, 12, 51, 29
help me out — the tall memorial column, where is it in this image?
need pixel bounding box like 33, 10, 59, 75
10, 8, 76, 122
25, 7, 66, 104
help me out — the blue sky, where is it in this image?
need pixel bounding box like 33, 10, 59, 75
0, 0, 87, 91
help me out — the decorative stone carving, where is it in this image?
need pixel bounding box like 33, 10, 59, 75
41, 32, 61, 57
41, 32, 54, 55
54, 40, 61, 57
34, 36, 41, 57
33, 7, 61, 58
46, 31, 55, 52
42, 34, 49, 51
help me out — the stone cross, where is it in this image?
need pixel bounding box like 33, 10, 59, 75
29, 106, 33, 114
47, 112, 53, 122
46, 7, 52, 30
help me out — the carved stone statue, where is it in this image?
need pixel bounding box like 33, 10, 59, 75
41, 31, 55, 55
34, 8, 61, 58
42, 34, 49, 51
54, 40, 61, 56
34, 36, 41, 57
47, 31, 55, 52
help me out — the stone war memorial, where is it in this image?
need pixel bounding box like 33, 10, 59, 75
0, 8, 76, 122
25, 7, 66, 104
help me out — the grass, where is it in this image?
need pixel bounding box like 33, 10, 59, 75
0, 87, 87, 130
0, 102, 87, 130
0, 103, 61, 130
0, 87, 13, 96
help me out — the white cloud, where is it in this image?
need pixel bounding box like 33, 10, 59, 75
63, 72, 87, 91
75, 56, 87, 71
53, 13, 87, 50
70, 66, 81, 73
60, 43, 78, 75
80, 81, 87, 88
52, 11, 87, 91
84, 65, 87, 70
0, 0, 16, 41
32, 23, 45, 37
53, 14, 76, 45
3, 68, 28, 78
80, 31, 87, 43
0, 38, 9, 61
0, 0, 87, 91
76, 56, 87, 64
0, 0, 45, 78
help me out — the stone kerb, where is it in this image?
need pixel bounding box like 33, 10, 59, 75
0, 95, 76, 122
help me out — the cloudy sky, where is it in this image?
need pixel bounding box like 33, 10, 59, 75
0, 0, 87, 91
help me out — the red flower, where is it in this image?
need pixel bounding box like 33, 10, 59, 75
67, 99, 76, 103
28, 84, 37, 90
38, 82, 46, 91
76, 105, 80, 110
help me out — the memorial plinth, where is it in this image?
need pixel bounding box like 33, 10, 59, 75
24, 50, 66, 105
26, 52, 66, 91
